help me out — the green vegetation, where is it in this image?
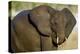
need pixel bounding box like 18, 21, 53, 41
9, 1, 77, 12
9, 1, 78, 19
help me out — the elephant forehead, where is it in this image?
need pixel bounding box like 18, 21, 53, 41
53, 12, 65, 22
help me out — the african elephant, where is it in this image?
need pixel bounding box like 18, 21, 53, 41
29, 5, 76, 46
9, 5, 76, 53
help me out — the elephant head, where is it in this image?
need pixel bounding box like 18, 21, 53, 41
50, 11, 66, 45
51, 8, 76, 45
29, 5, 76, 45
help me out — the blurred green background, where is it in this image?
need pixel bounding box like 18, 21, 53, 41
9, 1, 78, 19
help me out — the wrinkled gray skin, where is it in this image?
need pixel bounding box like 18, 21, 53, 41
29, 5, 57, 51
50, 11, 66, 45
10, 5, 76, 53
30, 5, 68, 45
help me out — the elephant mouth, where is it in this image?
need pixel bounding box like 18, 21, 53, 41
57, 37, 66, 45
52, 37, 66, 46
52, 32, 66, 45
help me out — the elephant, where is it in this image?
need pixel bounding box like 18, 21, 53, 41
9, 5, 76, 53
29, 5, 76, 45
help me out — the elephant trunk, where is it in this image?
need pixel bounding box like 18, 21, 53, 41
52, 31, 66, 46
57, 31, 66, 45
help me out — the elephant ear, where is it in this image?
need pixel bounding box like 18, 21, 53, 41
61, 8, 76, 38
29, 7, 52, 36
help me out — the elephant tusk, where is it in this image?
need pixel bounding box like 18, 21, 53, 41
57, 36, 67, 45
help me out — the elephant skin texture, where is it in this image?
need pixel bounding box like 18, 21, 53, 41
9, 5, 76, 53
